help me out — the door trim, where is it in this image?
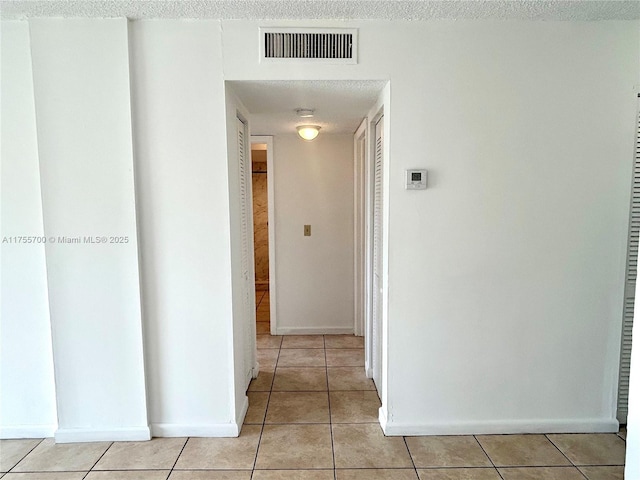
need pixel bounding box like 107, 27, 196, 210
237, 115, 257, 389
354, 118, 368, 340
251, 136, 277, 335
371, 113, 384, 393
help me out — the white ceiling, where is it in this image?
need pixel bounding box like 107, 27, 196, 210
2, 0, 639, 20
230, 80, 386, 135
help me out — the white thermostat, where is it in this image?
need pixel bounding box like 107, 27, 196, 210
405, 169, 428, 190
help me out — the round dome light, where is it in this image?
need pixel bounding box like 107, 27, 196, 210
297, 125, 321, 141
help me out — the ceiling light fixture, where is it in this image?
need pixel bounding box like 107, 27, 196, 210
297, 125, 321, 141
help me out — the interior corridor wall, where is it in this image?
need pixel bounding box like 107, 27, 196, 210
29, 18, 148, 442
2, 16, 638, 441
222, 19, 639, 433
129, 20, 238, 435
0, 21, 57, 438
272, 134, 355, 334
379, 21, 638, 434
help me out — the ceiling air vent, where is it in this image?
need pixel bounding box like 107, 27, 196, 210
260, 28, 358, 64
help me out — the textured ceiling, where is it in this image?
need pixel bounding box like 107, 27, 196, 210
2, 0, 639, 20
229, 80, 386, 135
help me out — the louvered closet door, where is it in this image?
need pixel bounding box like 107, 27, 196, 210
619, 99, 640, 423
372, 116, 384, 392
237, 117, 255, 385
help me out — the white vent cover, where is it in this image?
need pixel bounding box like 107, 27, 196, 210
260, 28, 358, 64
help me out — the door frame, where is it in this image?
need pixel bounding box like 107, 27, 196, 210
356, 99, 387, 387
370, 110, 385, 393
236, 114, 258, 390
250, 136, 277, 335
354, 118, 368, 340
229, 79, 390, 432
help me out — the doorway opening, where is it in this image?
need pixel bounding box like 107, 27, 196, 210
226, 79, 390, 432
250, 138, 276, 337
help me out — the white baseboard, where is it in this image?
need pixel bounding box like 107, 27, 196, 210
55, 426, 151, 443
235, 395, 249, 430
365, 362, 373, 379
0, 424, 56, 439
150, 422, 240, 437
275, 326, 354, 335
378, 406, 388, 432
245, 368, 254, 391
381, 418, 619, 436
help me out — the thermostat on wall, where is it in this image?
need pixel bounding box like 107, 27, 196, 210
405, 169, 428, 190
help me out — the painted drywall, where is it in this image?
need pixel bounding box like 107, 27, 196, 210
29, 18, 148, 442
0, 21, 57, 438
3, 16, 638, 439
272, 134, 355, 334
381, 21, 637, 434
223, 19, 639, 433
129, 20, 240, 435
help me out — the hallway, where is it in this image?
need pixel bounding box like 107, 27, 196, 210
0, 334, 628, 479
255, 289, 270, 334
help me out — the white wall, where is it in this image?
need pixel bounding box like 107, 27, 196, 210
129, 20, 240, 436
29, 18, 148, 442
272, 134, 355, 334
382, 21, 637, 434
222, 19, 639, 433
0, 21, 57, 438
2, 17, 638, 440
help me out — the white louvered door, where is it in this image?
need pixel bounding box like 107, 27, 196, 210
372, 116, 384, 392
619, 99, 640, 423
238, 117, 255, 386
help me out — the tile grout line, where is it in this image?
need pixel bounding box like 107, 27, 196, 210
166, 436, 189, 480
249, 425, 264, 479
268, 335, 282, 392
250, 333, 281, 478
324, 335, 338, 480
82, 440, 114, 479
401, 436, 419, 479
544, 434, 589, 480
473, 436, 505, 480
4, 438, 45, 474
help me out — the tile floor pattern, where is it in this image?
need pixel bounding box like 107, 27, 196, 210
256, 289, 270, 334
0, 334, 628, 480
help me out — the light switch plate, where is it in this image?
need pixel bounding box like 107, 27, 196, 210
304, 225, 311, 236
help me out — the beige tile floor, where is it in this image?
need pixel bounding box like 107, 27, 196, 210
256, 289, 270, 334
0, 334, 628, 479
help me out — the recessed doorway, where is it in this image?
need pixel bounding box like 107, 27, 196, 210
226, 80, 390, 431
251, 139, 275, 336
